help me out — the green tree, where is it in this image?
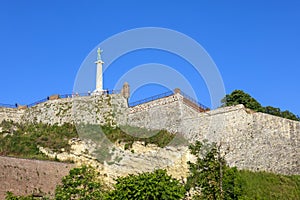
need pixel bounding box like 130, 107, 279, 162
222, 90, 299, 121
106, 169, 186, 200
55, 165, 104, 200
186, 140, 242, 200
221, 90, 263, 112
280, 110, 299, 121
263, 106, 281, 117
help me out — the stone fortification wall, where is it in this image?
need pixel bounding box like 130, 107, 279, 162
177, 105, 299, 175
127, 93, 200, 133
0, 93, 299, 175
0, 107, 25, 123
0, 156, 73, 199
129, 102, 299, 175
0, 94, 127, 126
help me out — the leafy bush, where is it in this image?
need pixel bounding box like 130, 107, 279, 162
55, 165, 104, 200
106, 169, 185, 200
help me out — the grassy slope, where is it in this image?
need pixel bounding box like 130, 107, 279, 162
238, 170, 300, 200
0, 121, 77, 160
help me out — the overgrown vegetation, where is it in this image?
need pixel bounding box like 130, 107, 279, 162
76, 124, 182, 150
0, 120, 77, 160
186, 140, 242, 199
7, 167, 185, 200
221, 90, 300, 121
237, 170, 300, 200
55, 165, 104, 200
0, 120, 181, 161
186, 140, 300, 200
104, 125, 181, 148
106, 169, 186, 199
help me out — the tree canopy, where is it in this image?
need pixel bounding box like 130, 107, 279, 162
221, 90, 263, 112
221, 90, 299, 121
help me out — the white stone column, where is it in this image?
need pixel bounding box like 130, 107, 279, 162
95, 60, 104, 92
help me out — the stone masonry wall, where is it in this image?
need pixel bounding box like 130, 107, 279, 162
182, 105, 299, 175
129, 101, 300, 175
126, 93, 200, 133
0, 156, 73, 199
0, 107, 25, 123
18, 94, 127, 126
0, 93, 299, 175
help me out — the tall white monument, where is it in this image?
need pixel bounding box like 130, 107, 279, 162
95, 48, 104, 93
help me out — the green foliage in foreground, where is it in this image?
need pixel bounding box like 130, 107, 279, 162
0, 120, 77, 159
186, 140, 242, 200
7, 167, 185, 200
55, 165, 104, 200
221, 90, 300, 121
237, 170, 300, 200
186, 140, 300, 200
106, 169, 186, 200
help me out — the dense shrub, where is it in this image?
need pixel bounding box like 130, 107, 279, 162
55, 165, 104, 200
106, 169, 186, 200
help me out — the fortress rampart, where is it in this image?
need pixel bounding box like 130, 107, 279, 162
0, 92, 299, 176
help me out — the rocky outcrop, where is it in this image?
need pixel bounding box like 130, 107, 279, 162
39, 139, 192, 185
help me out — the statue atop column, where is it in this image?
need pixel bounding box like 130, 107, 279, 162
95, 48, 104, 93
97, 48, 103, 61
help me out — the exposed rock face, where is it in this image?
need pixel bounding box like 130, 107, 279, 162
39, 139, 191, 185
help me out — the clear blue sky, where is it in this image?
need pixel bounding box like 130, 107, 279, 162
0, 1, 299, 115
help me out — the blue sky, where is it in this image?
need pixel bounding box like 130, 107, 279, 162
0, 1, 299, 115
